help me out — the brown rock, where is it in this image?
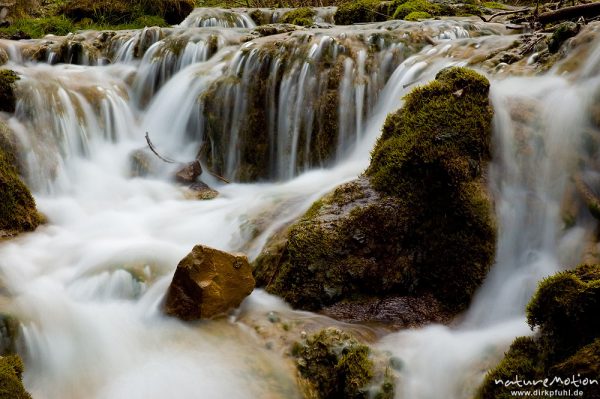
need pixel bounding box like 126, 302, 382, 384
188, 181, 219, 200
320, 294, 453, 330
175, 160, 202, 184
163, 245, 255, 321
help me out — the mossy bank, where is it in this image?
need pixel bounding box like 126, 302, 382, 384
253, 67, 496, 321
477, 264, 600, 399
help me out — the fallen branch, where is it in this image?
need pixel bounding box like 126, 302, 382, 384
538, 1, 600, 24
145, 132, 176, 164
207, 170, 231, 184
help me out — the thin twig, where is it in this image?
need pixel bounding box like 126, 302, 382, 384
146, 132, 231, 184
145, 132, 176, 164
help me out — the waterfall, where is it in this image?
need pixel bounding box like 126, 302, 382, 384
378, 38, 600, 399
0, 10, 599, 399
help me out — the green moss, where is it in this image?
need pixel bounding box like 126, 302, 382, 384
0, 70, 19, 113
476, 337, 542, 399
280, 8, 315, 27
404, 11, 432, 21
368, 66, 492, 197
526, 264, 600, 361
254, 67, 496, 315
0, 16, 74, 39
334, 0, 387, 25
477, 264, 600, 399
0, 355, 32, 399
393, 0, 440, 20
0, 121, 41, 235
292, 328, 384, 399
61, 0, 193, 26
548, 22, 580, 54
483, 1, 509, 9
453, 4, 484, 16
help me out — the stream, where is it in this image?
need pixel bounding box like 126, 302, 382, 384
0, 8, 598, 399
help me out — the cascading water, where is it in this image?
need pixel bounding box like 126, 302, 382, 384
1, 9, 598, 399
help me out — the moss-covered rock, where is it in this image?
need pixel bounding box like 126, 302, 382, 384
61, 0, 194, 25
0, 355, 31, 399
548, 21, 580, 54
526, 263, 600, 361
254, 67, 496, 318
404, 11, 432, 21
334, 0, 389, 25
476, 264, 600, 399
292, 327, 394, 399
0, 119, 41, 236
280, 8, 316, 27
0, 70, 19, 114
393, 0, 440, 20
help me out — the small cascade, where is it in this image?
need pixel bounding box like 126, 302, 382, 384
180, 8, 257, 28
376, 31, 600, 399
9, 64, 136, 191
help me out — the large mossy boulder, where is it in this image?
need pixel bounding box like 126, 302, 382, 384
0, 70, 19, 114
163, 245, 255, 321
292, 327, 394, 399
0, 119, 41, 236
253, 67, 496, 320
0, 355, 32, 399
476, 264, 600, 399
61, 0, 194, 25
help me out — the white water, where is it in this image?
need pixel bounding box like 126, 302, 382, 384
379, 46, 600, 399
0, 14, 597, 399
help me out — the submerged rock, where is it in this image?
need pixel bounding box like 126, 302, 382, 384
0, 355, 31, 399
476, 264, 600, 399
163, 245, 255, 321
129, 148, 156, 178
292, 327, 394, 399
187, 181, 219, 200
254, 67, 496, 321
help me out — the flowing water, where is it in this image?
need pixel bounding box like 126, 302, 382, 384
0, 9, 599, 399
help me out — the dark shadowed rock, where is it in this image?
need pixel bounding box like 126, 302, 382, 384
321, 294, 453, 330
163, 245, 255, 321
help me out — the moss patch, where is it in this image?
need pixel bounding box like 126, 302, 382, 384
0, 71, 19, 114
292, 328, 394, 399
393, 0, 440, 20
0, 16, 75, 39
280, 8, 315, 27
0, 355, 32, 399
0, 117, 41, 235
61, 0, 193, 25
477, 264, 600, 399
404, 11, 432, 21
334, 0, 388, 25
